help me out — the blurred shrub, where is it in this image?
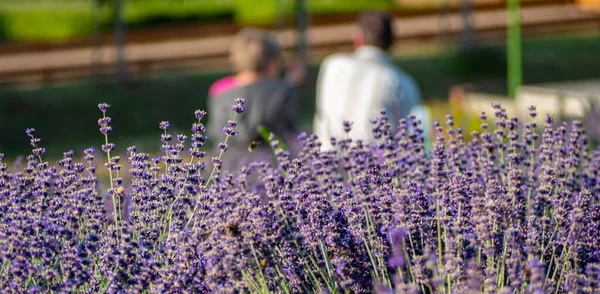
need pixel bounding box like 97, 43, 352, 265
124, 0, 234, 27
0, 0, 395, 42
442, 45, 506, 77
310, 0, 394, 14
233, 0, 282, 25
234, 0, 394, 25
0, 10, 100, 42
0, 14, 6, 42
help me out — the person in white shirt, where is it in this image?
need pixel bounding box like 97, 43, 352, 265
313, 11, 427, 150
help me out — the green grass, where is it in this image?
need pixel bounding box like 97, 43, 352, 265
1, 32, 600, 159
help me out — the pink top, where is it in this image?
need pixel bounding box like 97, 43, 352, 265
208, 76, 237, 98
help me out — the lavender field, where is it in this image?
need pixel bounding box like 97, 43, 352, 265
0, 99, 599, 293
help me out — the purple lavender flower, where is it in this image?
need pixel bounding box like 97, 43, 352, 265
194, 110, 207, 120
25, 128, 36, 137
343, 120, 353, 133
232, 98, 246, 113
217, 143, 228, 152
98, 103, 110, 112
101, 143, 115, 153
159, 121, 170, 130
221, 126, 237, 137
2, 102, 600, 293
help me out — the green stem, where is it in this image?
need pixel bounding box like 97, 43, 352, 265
507, 0, 522, 99
163, 130, 169, 175
241, 269, 263, 293
319, 240, 334, 281
276, 246, 315, 294
103, 111, 118, 233
161, 155, 196, 242
364, 205, 383, 282
185, 113, 237, 228
497, 234, 508, 288
436, 198, 443, 272
249, 241, 270, 292
278, 208, 335, 292
545, 251, 556, 282
405, 231, 416, 283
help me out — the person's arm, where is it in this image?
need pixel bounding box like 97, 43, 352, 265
280, 83, 299, 134
384, 74, 422, 131
585, 97, 600, 142
284, 58, 306, 87
383, 80, 406, 132
313, 57, 335, 149
257, 82, 300, 153
281, 87, 301, 154
207, 98, 223, 143
209, 97, 254, 145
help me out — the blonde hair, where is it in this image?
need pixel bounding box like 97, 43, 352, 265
229, 28, 282, 73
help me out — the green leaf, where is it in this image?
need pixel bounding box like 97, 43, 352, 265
257, 125, 287, 151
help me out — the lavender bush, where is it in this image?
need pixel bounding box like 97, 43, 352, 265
1, 100, 599, 293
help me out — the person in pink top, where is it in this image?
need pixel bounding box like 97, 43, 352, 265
208, 28, 305, 100
207, 28, 305, 170
208, 75, 237, 99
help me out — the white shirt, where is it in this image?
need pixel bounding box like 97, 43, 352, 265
313, 46, 423, 149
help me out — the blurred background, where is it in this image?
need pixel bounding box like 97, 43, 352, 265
1, 0, 600, 159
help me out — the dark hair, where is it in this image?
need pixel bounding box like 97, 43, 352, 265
230, 28, 282, 73
358, 11, 394, 50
